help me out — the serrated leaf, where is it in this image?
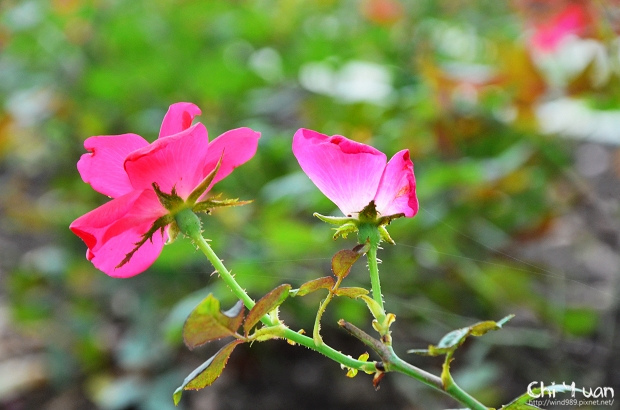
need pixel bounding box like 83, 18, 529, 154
331, 249, 361, 279
183, 295, 244, 349
293, 277, 335, 297
173, 339, 243, 405
244, 284, 291, 336
334, 287, 369, 298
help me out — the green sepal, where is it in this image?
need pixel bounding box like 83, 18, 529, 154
291, 276, 335, 297
173, 339, 244, 405
153, 182, 184, 211
244, 284, 291, 336
192, 195, 252, 214
117, 213, 174, 268
313, 213, 357, 226
314, 201, 406, 243
183, 295, 245, 349
313, 213, 359, 239
166, 222, 181, 244
186, 153, 223, 206
358, 201, 379, 222
408, 314, 515, 356
377, 225, 394, 244
333, 222, 358, 239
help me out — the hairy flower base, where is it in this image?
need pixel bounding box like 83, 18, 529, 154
314, 201, 402, 244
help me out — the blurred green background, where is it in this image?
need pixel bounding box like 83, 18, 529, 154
1, 0, 619, 409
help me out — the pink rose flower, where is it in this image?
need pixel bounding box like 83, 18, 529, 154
70, 102, 260, 278
292, 128, 418, 219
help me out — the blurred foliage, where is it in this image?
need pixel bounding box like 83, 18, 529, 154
1, 0, 619, 409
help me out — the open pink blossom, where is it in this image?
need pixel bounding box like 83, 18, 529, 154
292, 128, 418, 219
70, 102, 260, 278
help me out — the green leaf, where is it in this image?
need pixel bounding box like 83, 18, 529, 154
173, 340, 243, 405
334, 287, 369, 298
292, 277, 335, 297
244, 284, 291, 336
183, 295, 245, 349
408, 315, 514, 356
469, 320, 502, 336
436, 327, 471, 349
331, 249, 361, 279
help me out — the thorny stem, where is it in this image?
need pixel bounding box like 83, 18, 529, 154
359, 227, 488, 410
367, 242, 384, 313
339, 320, 489, 410
175, 208, 376, 373
178, 209, 488, 410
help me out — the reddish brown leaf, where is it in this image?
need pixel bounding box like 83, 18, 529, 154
294, 276, 336, 297
334, 287, 369, 298
173, 339, 244, 404
244, 284, 291, 336
183, 295, 244, 349
332, 249, 361, 279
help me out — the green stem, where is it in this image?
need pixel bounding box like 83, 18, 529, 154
367, 242, 384, 313
389, 349, 488, 410
178, 209, 487, 409
339, 320, 488, 410
192, 224, 259, 317
175, 209, 375, 373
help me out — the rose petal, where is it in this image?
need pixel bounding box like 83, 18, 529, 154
125, 123, 210, 198
159, 102, 202, 138
293, 128, 386, 216
373, 150, 418, 217
70, 189, 168, 278
199, 127, 261, 194
77, 133, 149, 198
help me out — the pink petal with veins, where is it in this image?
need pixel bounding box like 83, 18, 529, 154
77, 133, 149, 198
70, 189, 168, 278
125, 123, 210, 198
293, 128, 387, 216
200, 127, 261, 194
159, 102, 202, 138
374, 150, 418, 217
